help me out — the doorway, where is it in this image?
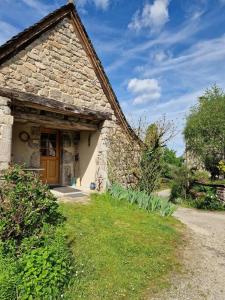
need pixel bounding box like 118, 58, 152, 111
40, 128, 60, 184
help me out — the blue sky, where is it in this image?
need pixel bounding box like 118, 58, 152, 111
1, 0, 225, 155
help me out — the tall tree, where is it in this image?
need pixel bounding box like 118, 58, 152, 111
184, 85, 225, 177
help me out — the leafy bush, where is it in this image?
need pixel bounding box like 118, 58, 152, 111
218, 160, 225, 175
0, 247, 18, 300
187, 186, 225, 211
192, 170, 210, 183
170, 166, 190, 202
108, 184, 176, 216
161, 148, 183, 179
0, 165, 64, 243
0, 230, 73, 300
193, 194, 225, 210
18, 229, 73, 300
0, 166, 73, 299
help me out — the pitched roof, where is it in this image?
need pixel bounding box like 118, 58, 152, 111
0, 3, 140, 142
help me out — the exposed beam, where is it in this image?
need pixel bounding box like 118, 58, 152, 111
14, 111, 98, 131
0, 87, 112, 121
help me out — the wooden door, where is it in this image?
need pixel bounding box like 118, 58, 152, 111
40, 128, 60, 185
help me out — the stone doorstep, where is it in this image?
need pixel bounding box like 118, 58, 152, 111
51, 188, 87, 198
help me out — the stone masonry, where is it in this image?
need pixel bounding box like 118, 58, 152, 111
0, 96, 13, 171
0, 18, 114, 117
0, 13, 134, 188
0, 17, 117, 185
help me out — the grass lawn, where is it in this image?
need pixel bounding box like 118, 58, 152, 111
61, 193, 182, 300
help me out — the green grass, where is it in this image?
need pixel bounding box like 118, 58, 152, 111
61, 193, 183, 300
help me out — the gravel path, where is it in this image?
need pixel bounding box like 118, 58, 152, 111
152, 207, 225, 300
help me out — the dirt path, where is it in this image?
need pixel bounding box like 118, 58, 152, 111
152, 207, 225, 300
155, 189, 171, 198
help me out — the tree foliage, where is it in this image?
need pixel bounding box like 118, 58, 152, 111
184, 85, 225, 177
139, 117, 175, 194
218, 160, 225, 175
162, 148, 183, 179
163, 148, 183, 167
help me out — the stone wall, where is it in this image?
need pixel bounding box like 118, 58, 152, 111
0, 14, 138, 189
95, 120, 113, 190
0, 18, 114, 116
0, 96, 13, 171
216, 186, 225, 202
185, 150, 205, 171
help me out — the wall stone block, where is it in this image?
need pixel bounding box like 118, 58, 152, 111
0, 97, 13, 171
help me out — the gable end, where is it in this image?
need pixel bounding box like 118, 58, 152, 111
0, 3, 140, 143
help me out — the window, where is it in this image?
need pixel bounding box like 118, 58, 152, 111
40, 132, 57, 157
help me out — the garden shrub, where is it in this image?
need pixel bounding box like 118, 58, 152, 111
192, 170, 210, 183
188, 185, 225, 211
170, 166, 190, 202
18, 229, 73, 300
0, 247, 18, 300
218, 160, 225, 176
108, 184, 176, 216
0, 165, 64, 243
192, 194, 225, 210
0, 166, 73, 299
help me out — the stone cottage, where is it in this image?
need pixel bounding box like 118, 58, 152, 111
0, 1, 138, 190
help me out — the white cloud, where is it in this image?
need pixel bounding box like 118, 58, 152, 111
153, 90, 201, 112
76, 0, 110, 10
128, 0, 170, 33
128, 78, 161, 105
141, 35, 225, 77
107, 15, 202, 73
154, 50, 169, 62
94, 0, 109, 9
